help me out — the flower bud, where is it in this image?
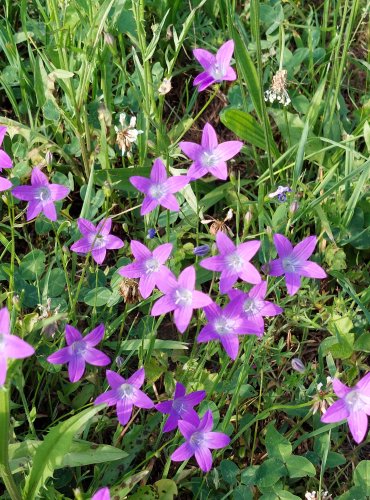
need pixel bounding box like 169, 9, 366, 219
289, 200, 299, 215
147, 228, 156, 239
291, 358, 305, 373
193, 244, 210, 256
45, 151, 53, 166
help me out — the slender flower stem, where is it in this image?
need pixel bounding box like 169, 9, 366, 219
0, 388, 22, 500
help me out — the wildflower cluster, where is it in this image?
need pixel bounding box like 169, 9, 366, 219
0, 36, 368, 500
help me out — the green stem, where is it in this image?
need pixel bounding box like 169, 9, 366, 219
0, 388, 22, 500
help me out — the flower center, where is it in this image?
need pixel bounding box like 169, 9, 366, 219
172, 398, 186, 415
145, 257, 160, 274
345, 390, 370, 412
243, 298, 263, 316
149, 183, 168, 200
226, 252, 244, 273
282, 256, 299, 273
36, 186, 51, 202
214, 316, 236, 335
190, 431, 205, 447
0, 333, 5, 352
174, 288, 193, 307
71, 340, 86, 356
211, 63, 225, 80
88, 233, 106, 249
119, 383, 134, 399
201, 151, 220, 168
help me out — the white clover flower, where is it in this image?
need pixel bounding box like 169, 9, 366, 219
114, 113, 143, 156
264, 69, 291, 107
158, 78, 172, 95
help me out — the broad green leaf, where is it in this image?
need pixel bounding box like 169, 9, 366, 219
255, 458, 286, 487
84, 287, 112, 307
220, 459, 240, 485
354, 461, 370, 490
265, 424, 292, 462
285, 455, 316, 478
221, 109, 271, 154
154, 479, 178, 500
23, 406, 102, 499
19, 250, 45, 281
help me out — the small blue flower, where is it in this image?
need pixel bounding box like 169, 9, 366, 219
268, 186, 291, 202
193, 244, 210, 256
147, 228, 156, 239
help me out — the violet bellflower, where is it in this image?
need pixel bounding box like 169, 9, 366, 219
171, 410, 230, 472
0, 307, 35, 386
151, 265, 213, 334
265, 234, 327, 296
179, 122, 243, 181
91, 487, 110, 500
197, 297, 263, 360
118, 240, 172, 299
200, 231, 261, 293
11, 167, 70, 221
94, 368, 154, 425
47, 324, 110, 383
321, 374, 370, 444
0, 126, 13, 191
155, 382, 206, 432
193, 40, 237, 92
70, 218, 124, 265
130, 158, 189, 215
228, 281, 283, 334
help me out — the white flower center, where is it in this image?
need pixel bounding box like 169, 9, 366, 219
71, 340, 86, 356
149, 183, 168, 200
145, 257, 160, 274
36, 186, 51, 202
226, 252, 244, 273
214, 316, 236, 335
345, 389, 370, 412
243, 298, 263, 316
88, 233, 106, 249
174, 288, 193, 307
172, 398, 185, 414
119, 383, 134, 399
210, 63, 225, 80
201, 151, 220, 168
282, 256, 299, 273
190, 431, 205, 447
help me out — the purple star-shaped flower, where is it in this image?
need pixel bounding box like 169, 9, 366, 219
321, 374, 370, 444
265, 234, 327, 296
0, 307, 35, 386
151, 265, 213, 334
155, 382, 206, 432
0, 126, 13, 192
228, 281, 283, 334
197, 297, 262, 360
92, 487, 110, 500
171, 410, 230, 472
70, 218, 124, 265
130, 158, 189, 215
47, 324, 110, 383
179, 123, 242, 181
193, 40, 237, 92
200, 232, 261, 293
118, 240, 172, 299
11, 167, 70, 221
94, 368, 154, 425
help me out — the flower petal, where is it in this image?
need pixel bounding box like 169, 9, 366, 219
194, 446, 213, 472
77, 218, 96, 235
68, 356, 86, 382
118, 262, 142, 278
333, 378, 351, 398
204, 431, 230, 449
209, 161, 228, 180
162, 412, 179, 432
178, 266, 196, 289
4, 335, 35, 358
321, 399, 349, 423
139, 273, 156, 299
160, 193, 180, 212
42, 202, 57, 221
187, 162, 208, 180
49, 184, 70, 201
178, 419, 198, 440
47, 346, 71, 364
84, 347, 110, 366
95, 389, 118, 407
185, 390, 207, 407
0, 177, 12, 191
215, 141, 243, 161
174, 306, 193, 333
285, 272, 301, 296
266, 258, 285, 276
192, 291, 213, 309
193, 48, 216, 69
155, 270, 178, 293
199, 410, 213, 432
105, 235, 124, 250
220, 335, 239, 359
201, 123, 218, 151
116, 398, 133, 425
223, 66, 237, 81
179, 141, 202, 161
347, 411, 368, 444
153, 243, 173, 264
151, 295, 176, 316
199, 255, 224, 272
133, 388, 154, 409
91, 247, 107, 264
150, 158, 167, 183
0, 150, 13, 169
0, 308, 10, 335
237, 240, 260, 261
174, 382, 186, 399
196, 76, 216, 91
216, 40, 235, 74
96, 218, 112, 235
31, 168, 48, 186
197, 324, 219, 343
106, 370, 125, 389
356, 373, 370, 395
273, 234, 293, 258
70, 237, 92, 254
26, 200, 43, 221
171, 442, 194, 462
127, 367, 145, 388
130, 240, 151, 260
216, 231, 235, 254
219, 272, 238, 293
291, 236, 317, 261
166, 175, 189, 194
130, 176, 151, 194
239, 262, 262, 285
0, 356, 7, 386
141, 196, 159, 215
65, 325, 83, 344
299, 261, 327, 279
